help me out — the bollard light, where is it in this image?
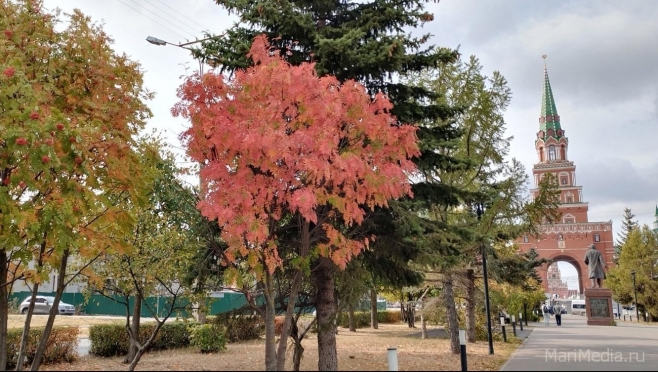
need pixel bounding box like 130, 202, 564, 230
459, 330, 467, 372
519, 313, 523, 331
500, 317, 507, 343
387, 347, 398, 371
500, 316, 505, 325
511, 315, 517, 337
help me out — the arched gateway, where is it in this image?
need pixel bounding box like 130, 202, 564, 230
516, 60, 615, 296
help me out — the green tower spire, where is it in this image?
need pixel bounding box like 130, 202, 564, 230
539, 58, 563, 138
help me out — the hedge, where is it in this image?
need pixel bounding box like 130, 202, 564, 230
6, 327, 79, 369
212, 312, 264, 342
89, 322, 193, 357
337, 310, 402, 329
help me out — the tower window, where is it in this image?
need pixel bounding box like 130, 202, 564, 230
558, 234, 563, 240
594, 234, 600, 242
566, 196, 573, 203
549, 146, 556, 160
523, 236, 529, 243
561, 176, 568, 185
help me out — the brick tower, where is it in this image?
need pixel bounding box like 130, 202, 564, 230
547, 263, 569, 299
517, 58, 615, 294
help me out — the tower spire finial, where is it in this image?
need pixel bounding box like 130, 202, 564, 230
539, 57, 561, 136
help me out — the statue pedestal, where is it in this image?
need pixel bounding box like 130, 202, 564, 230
584, 288, 614, 326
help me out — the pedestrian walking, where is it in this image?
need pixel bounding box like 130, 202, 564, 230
542, 304, 550, 326
554, 306, 562, 326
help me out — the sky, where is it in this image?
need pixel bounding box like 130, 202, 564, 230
41, 0, 658, 289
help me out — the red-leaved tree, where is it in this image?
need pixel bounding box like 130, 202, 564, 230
172, 35, 419, 371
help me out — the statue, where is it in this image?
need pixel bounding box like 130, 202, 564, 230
584, 244, 608, 288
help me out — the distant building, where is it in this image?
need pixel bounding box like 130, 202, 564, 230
546, 263, 569, 299
516, 59, 616, 294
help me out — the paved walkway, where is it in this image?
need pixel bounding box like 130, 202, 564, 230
501, 315, 658, 371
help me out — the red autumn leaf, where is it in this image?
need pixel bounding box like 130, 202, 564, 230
41, 155, 50, 163
15, 137, 28, 145
29, 112, 39, 120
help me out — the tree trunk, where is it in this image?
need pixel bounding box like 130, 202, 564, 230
275, 269, 304, 370
314, 257, 337, 371
370, 287, 378, 330
465, 269, 476, 343
292, 339, 304, 371
16, 282, 40, 371
405, 302, 415, 328
263, 270, 277, 371
348, 303, 356, 332
0, 250, 8, 371
30, 249, 70, 371
194, 299, 207, 325
275, 219, 310, 371
420, 300, 427, 339
443, 273, 460, 354
127, 321, 166, 371
124, 295, 142, 364
17, 237, 47, 371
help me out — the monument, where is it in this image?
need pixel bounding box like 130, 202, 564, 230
583, 244, 614, 326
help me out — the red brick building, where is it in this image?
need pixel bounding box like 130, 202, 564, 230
516, 62, 615, 295
546, 263, 569, 299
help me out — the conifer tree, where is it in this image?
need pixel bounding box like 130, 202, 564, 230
196, 1, 463, 369
615, 207, 638, 257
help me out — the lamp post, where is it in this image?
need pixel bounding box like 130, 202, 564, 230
631, 271, 639, 321
477, 202, 494, 355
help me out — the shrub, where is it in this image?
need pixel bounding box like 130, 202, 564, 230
154, 322, 191, 351
190, 324, 227, 353
89, 322, 193, 357
337, 311, 401, 328
377, 310, 402, 324
274, 316, 285, 336
6, 327, 79, 369
212, 312, 264, 342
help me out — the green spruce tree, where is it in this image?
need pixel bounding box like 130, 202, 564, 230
615, 207, 638, 260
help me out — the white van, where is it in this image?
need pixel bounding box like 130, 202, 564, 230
571, 299, 586, 316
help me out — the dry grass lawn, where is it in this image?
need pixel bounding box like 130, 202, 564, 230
39, 323, 522, 371
9, 314, 125, 330
8, 314, 156, 338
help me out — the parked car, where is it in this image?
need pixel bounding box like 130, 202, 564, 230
19, 296, 75, 315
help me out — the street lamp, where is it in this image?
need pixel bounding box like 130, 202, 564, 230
146, 35, 218, 49
146, 35, 221, 74
631, 271, 639, 321
477, 202, 494, 355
